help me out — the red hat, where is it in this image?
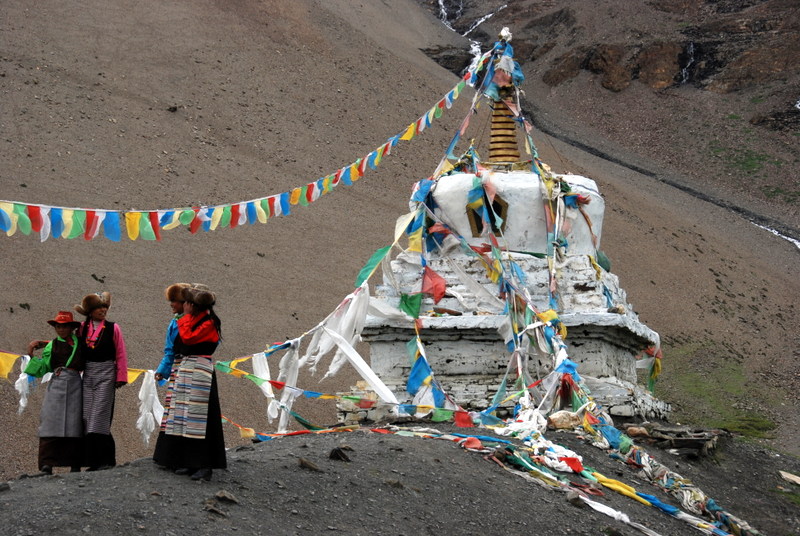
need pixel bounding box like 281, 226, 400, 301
47, 311, 81, 328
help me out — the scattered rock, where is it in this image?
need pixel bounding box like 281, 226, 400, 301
215, 490, 239, 504
329, 447, 351, 462
298, 457, 321, 472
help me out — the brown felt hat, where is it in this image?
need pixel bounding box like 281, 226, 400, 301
74, 291, 112, 316
47, 310, 81, 329
185, 284, 215, 308
165, 283, 191, 302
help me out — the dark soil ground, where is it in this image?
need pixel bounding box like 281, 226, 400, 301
2, 424, 799, 535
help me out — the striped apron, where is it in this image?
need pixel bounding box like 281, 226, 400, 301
163, 355, 214, 439
83, 360, 116, 434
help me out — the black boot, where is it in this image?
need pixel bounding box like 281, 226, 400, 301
190, 468, 212, 481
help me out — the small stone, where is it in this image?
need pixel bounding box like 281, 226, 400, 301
215, 490, 239, 504
298, 457, 321, 472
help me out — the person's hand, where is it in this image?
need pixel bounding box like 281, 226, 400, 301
54, 367, 64, 376
26, 340, 47, 354
115, 381, 127, 389
155, 372, 164, 381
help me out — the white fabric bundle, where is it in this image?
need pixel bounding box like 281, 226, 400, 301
135, 370, 164, 445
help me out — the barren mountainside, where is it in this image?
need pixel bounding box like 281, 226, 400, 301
1, 1, 799, 533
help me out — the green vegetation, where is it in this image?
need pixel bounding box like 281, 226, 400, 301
708, 142, 785, 174
776, 489, 800, 507
726, 113, 742, 120
659, 341, 777, 439
762, 185, 799, 204
749, 96, 765, 104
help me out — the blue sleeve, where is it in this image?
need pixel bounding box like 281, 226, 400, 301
155, 317, 179, 379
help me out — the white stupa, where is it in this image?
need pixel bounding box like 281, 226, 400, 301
360, 30, 668, 420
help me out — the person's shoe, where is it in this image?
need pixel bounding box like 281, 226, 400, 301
174, 467, 192, 476
40, 465, 52, 475
190, 468, 212, 481
96, 465, 113, 471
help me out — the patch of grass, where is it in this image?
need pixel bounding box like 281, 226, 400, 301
749, 96, 765, 104
776, 489, 800, 507
762, 186, 799, 204
659, 342, 777, 439
730, 149, 771, 173
726, 113, 742, 120
709, 139, 788, 174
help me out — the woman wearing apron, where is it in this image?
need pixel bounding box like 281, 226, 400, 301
24, 311, 85, 474
153, 284, 226, 481
75, 292, 128, 471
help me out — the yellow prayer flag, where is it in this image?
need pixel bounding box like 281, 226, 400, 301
0, 351, 20, 380
210, 206, 223, 230
125, 212, 141, 240
230, 356, 253, 369
407, 227, 423, 253
239, 427, 256, 439
255, 202, 267, 223
290, 187, 302, 205
400, 123, 416, 141
126, 368, 147, 384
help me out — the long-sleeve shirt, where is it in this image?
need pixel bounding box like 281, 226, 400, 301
155, 316, 180, 380
80, 320, 128, 383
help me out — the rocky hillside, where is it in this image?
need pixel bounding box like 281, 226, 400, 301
423, 0, 800, 232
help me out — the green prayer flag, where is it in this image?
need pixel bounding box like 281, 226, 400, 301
67, 210, 85, 239
245, 374, 267, 386
139, 213, 156, 240
431, 408, 452, 422
13, 204, 32, 235
399, 293, 423, 319
179, 209, 195, 225
220, 205, 232, 227
354, 245, 391, 287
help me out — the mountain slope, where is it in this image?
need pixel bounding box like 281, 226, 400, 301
0, 0, 796, 494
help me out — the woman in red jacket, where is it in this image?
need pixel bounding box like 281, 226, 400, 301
152, 284, 226, 481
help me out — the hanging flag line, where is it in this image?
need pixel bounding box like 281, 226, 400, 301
0, 71, 489, 242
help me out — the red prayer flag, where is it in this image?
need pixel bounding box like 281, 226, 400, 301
454, 410, 474, 428
428, 222, 451, 235
559, 456, 585, 473
230, 204, 240, 229
189, 208, 202, 234
84, 210, 97, 240
268, 380, 285, 390
148, 212, 161, 241
28, 205, 42, 233
422, 266, 446, 304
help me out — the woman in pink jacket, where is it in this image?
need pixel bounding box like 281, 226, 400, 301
75, 291, 128, 471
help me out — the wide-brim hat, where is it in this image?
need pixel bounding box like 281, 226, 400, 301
74, 291, 112, 316
165, 283, 191, 302
47, 310, 81, 328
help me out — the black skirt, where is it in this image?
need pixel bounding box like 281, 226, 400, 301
152, 371, 227, 469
